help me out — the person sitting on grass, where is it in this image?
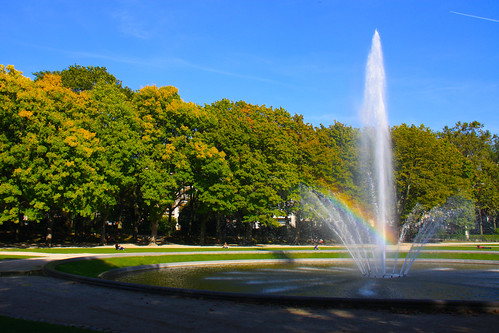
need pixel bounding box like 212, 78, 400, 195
115, 243, 125, 250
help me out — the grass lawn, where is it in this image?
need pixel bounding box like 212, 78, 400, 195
0, 246, 333, 254
422, 245, 499, 251
0, 255, 36, 261
1, 243, 497, 254
51, 247, 498, 278
2, 243, 496, 278
53, 251, 352, 278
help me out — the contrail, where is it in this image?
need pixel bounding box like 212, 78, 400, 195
450, 11, 499, 23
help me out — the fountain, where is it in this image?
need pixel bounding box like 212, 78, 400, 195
358, 29, 394, 277
87, 31, 498, 308
304, 30, 446, 278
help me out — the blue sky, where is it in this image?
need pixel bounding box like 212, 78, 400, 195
2, 0, 499, 133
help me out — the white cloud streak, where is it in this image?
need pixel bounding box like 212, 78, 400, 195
450, 11, 499, 23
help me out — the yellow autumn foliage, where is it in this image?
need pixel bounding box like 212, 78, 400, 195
18, 110, 33, 118
76, 128, 96, 140
82, 147, 94, 157
64, 136, 79, 147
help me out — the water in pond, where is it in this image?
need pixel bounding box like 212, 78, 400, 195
111, 262, 499, 301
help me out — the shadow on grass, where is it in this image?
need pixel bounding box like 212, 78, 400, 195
51, 251, 305, 279
269, 250, 295, 262
53, 259, 121, 278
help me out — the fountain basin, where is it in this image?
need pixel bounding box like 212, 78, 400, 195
101, 259, 499, 302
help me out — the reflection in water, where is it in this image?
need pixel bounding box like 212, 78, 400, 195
111, 262, 499, 301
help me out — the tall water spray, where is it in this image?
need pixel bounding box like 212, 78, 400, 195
359, 30, 395, 276
304, 30, 447, 278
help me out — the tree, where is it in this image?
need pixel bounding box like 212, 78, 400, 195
86, 81, 141, 244
444, 195, 475, 239
204, 100, 299, 243
0, 65, 43, 237
31, 73, 105, 245
34, 64, 134, 98
440, 121, 499, 234
0, 66, 105, 245
290, 116, 334, 188
184, 139, 232, 244
392, 124, 473, 222
134, 85, 213, 244
316, 121, 361, 198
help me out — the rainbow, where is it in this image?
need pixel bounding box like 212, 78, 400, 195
318, 190, 397, 246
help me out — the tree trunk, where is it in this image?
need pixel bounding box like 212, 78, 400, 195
216, 214, 222, 243
478, 207, 484, 235
100, 218, 107, 246
397, 182, 411, 220
16, 210, 22, 242
244, 222, 253, 245
168, 206, 173, 226
295, 218, 302, 243
75, 217, 83, 243
99, 214, 109, 245
285, 215, 291, 243
199, 214, 208, 245
132, 188, 140, 243
132, 214, 140, 243
150, 218, 159, 245
46, 214, 53, 247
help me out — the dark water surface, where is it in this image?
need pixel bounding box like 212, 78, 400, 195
111, 262, 499, 301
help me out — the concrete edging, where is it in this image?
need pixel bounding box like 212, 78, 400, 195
43, 256, 499, 314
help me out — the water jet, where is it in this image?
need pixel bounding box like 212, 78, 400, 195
304, 30, 450, 278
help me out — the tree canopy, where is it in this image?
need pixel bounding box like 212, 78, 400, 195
1, 64, 498, 245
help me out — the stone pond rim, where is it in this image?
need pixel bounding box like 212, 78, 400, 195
43, 256, 499, 314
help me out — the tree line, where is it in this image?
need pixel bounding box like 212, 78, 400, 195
1, 65, 498, 246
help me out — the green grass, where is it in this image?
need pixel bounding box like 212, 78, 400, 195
2, 244, 497, 254
55, 251, 352, 278
3, 243, 497, 278
0, 246, 334, 254
422, 245, 499, 251
0, 315, 96, 332
53, 248, 499, 278
0, 255, 35, 261
417, 252, 498, 260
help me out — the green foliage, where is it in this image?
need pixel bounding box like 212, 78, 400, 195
33, 64, 134, 98
439, 121, 499, 234
1, 64, 498, 245
443, 233, 499, 242
158, 215, 177, 235
204, 100, 300, 228
392, 124, 473, 219
445, 195, 475, 231
483, 234, 499, 241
